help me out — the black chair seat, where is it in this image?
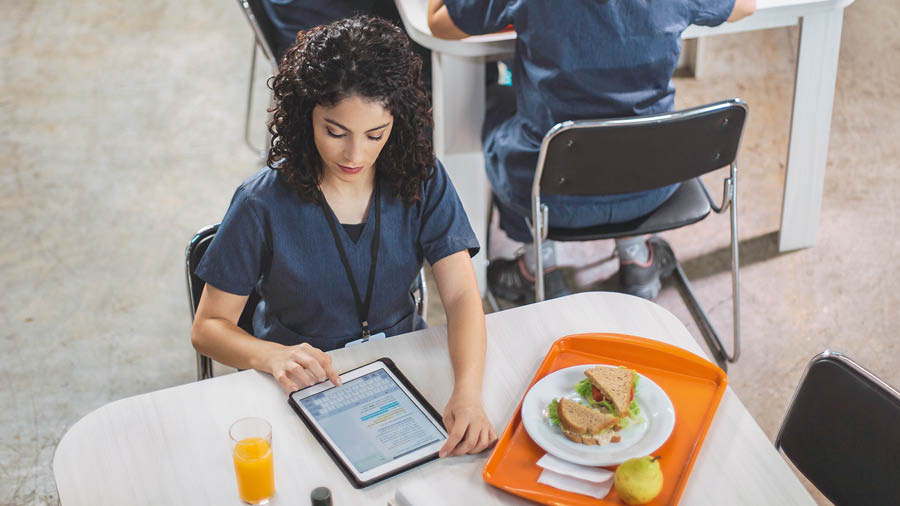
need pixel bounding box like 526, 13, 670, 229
547, 178, 712, 242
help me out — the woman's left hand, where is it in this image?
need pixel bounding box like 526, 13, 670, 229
439, 389, 498, 457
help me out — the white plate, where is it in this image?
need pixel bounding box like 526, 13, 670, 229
521, 365, 675, 467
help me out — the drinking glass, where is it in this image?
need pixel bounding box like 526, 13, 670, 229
230, 417, 275, 504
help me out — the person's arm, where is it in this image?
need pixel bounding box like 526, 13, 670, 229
430, 250, 497, 457
427, 0, 471, 40
191, 284, 341, 393
727, 0, 756, 21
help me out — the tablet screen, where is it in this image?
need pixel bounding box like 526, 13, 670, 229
291, 360, 447, 483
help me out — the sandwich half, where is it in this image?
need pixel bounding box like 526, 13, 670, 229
583, 366, 637, 418
554, 398, 621, 445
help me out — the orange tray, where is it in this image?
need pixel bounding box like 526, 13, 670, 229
482, 333, 727, 505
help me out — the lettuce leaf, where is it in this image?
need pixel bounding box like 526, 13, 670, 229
617, 400, 645, 429
548, 398, 560, 426
575, 378, 594, 403
596, 400, 615, 413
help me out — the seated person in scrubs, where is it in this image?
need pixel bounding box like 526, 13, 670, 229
192, 16, 496, 457
427, 0, 755, 302
260, 0, 388, 59
260, 0, 433, 83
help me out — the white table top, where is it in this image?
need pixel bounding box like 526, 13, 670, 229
53, 292, 814, 505
395, 0, 855, 56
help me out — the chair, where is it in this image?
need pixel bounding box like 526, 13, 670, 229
775, 350, 900, 505
185, 223, 428, 380
185, 224, 258, 380
488, 99, 748, 371
235, 0, 280, 156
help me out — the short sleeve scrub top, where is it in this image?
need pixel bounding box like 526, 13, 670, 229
195, 158, 478, 351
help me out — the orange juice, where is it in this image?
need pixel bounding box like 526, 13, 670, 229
233, 436, 274, 504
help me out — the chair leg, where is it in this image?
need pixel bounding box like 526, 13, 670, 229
728, 172, 741, 362
533, 202, 548, 302
265, 93, 274, 154
484, 196, 503, 313
534, 234, 545, 302
671, 210, 741, 372
415, 267, 429, 321
672, 264, 729, 372
196, 351, 214, 381
243, 39, 266, 158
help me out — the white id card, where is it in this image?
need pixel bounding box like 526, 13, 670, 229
344, 332, 386, 348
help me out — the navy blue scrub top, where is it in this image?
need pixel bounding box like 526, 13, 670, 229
195, 158, 479, 351
443, 0, 735, 211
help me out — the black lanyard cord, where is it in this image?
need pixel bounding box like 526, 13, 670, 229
319, 180, 380, 339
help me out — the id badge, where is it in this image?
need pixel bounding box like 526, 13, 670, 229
344, 332, 387, 348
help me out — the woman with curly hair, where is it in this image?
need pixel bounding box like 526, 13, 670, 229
191, 15, 495, 457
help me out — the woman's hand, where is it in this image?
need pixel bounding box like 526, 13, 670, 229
266, 343, 342, 394
431, 252, 494, 457
439, 389, 497, 457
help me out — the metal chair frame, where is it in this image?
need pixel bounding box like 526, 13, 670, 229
185, 223, 221, 381
513, 99, 747, 370
186, 223, 428, 380
775, 350, 900, 505
236, 0, 279, 157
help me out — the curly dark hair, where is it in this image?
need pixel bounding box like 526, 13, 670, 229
267, 15, 434, 205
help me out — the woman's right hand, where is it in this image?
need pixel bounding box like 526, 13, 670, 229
266, 343, 342, 394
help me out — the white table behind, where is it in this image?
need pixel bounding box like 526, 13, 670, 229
53, 293, 813, 505
396, 0, 855, 291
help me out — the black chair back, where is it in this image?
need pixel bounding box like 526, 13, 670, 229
237, 0, 280, 65
538, 100, 748, 197
776, 351, 900, 506
185, 223, 259, 334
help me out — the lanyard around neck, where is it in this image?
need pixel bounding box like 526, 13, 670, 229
319, 180, 381, 340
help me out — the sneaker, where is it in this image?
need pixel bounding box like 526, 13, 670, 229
619, 236, 677, 300
487, 256, 570, 304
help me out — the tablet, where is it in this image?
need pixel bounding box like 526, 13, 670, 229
287, 358, 448, 488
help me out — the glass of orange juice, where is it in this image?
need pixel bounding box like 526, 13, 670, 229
230, 417, 275, 504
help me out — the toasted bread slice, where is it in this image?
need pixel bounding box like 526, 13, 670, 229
557, 398, 619, 445
584, 366, 635, 417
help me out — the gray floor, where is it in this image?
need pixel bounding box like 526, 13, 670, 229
2, 1, 897, 504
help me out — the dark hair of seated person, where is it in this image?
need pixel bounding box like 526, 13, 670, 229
267, 15, 434, 205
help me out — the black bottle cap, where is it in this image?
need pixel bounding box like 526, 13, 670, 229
311, 486, 332, 506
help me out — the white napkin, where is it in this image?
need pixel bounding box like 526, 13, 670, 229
536, 453, 614, 499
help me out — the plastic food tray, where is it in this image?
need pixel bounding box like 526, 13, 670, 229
482, 333, 728, 505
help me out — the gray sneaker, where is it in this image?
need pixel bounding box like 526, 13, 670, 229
619, 236, 677, 300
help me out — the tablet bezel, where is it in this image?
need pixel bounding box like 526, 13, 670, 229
287, 357, 447, 488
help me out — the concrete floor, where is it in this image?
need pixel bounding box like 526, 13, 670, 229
2, 1, 897, 504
